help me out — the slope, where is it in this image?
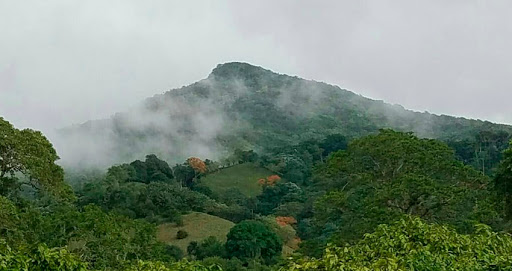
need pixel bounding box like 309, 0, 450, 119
157, 212, 235, 253
56, 62, 512, 169
201, 163, 274, 197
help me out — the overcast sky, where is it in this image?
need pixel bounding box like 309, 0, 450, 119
1, 0, 511, 137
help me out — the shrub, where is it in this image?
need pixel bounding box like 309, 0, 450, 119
187, 236, 225, 260
165, 244, 184, 260
176, 230, 188, 240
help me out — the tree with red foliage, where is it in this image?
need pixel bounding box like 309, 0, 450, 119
258, 175, 281, 186
187, 157, 207, 174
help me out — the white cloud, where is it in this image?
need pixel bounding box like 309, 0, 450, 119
1, 0, 511, 149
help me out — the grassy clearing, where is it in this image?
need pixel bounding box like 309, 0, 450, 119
201, 163, 275, 197
157, 212, 299, 256
157, 212, 235, 253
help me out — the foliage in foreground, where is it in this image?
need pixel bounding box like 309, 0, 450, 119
124, 259, 221, 271
0, 240, 220, 271
304, 129, 501, 255
0, 241, 87, 271
0, 117, 73, 200
284, 216, 512, 270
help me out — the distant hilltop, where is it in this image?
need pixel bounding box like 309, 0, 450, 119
55, 62, 512, 169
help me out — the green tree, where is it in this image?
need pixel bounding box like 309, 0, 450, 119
307, 130, 500, 252
225, 220, 282, 263
0, 196, 23, 244
187, 236, 226, 260
130, 154, 174, 184
0, 117, 72, 199
256, 182, 303, 215
0, 240, 87, 271
495, 140, 512, 218
173, 163, 196, 188
284, 216, 512, 270
67, 205, 165, 270
125, 259, 221, 271
319, 133, 347, 157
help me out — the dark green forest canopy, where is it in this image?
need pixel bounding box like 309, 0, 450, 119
495, 140, 512, 217
284, 216, 512, 270
306, 130, 502, 252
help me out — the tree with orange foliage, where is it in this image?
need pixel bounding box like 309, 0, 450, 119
276, 216, 297, 227
257, 175, 282, 186
187, 157, 207, 174
267, 175, 281, 185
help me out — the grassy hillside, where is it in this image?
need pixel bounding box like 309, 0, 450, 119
157, 212, 300, 257
157, 212, 235, 253
201, 163, 274, 197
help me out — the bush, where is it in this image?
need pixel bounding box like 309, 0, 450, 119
165, 244, 184, 260
202, 257, 246, 271
187, 236, 226, 260
0, 241, 88, 271
176, 230, 188, 240
273, 201, 304, 218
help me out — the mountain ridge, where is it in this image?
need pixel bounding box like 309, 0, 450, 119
56, 62, 512, 169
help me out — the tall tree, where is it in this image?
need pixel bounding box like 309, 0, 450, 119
0, 117, 72, 199
225, 220, 282, 263
495, 140, 512, 218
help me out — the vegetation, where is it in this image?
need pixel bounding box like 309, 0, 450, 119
495, 140, 512, 217
299, 130, 501, 256
0, 241, 87, 271
0, 117, 73, 199
61, 62, 512, 168
3, 64, 512, 270
225, 220, 282, 264
157, 212, 234, 253
283, 216, 512, 270
176, 230, 189, 240
201, 163, 272, 197
187, 236, 226, 260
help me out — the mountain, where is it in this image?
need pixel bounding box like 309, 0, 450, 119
56, 62, 512, 168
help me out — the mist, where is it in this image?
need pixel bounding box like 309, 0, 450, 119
1, 0, 512, 166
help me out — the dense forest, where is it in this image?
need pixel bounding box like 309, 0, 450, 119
2, 64, 512, 270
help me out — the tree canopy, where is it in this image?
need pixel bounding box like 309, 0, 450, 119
0, 117, 72, 199
284, 216, 512, 271
305, 130, 500, 253
495, 140, 512, 217
225, 220, 282, 263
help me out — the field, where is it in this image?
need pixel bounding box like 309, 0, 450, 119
157, 212, 298, 256
157, 212, 235, 253
201, 163, 275, 197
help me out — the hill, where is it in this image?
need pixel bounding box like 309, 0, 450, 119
57, 62, 512, 169
157, 212, 235, 253
201, 163, 274, 197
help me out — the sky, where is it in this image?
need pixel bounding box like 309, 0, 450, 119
1, 0, 512, 138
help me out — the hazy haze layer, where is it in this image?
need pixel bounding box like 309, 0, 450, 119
1, 0, 511, 137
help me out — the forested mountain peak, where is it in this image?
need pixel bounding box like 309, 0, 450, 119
209, 62, 277, 80
56, 62, 512, 169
